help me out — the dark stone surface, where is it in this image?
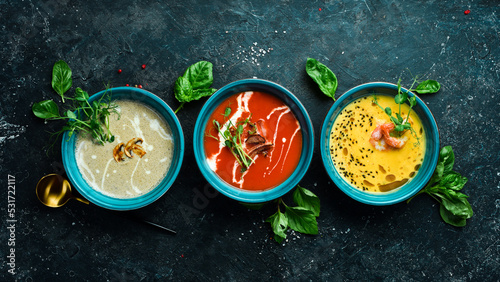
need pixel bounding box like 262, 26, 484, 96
1, 0, 499, 281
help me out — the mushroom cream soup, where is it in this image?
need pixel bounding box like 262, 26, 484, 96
329, 95, 426, 192
76, 100, 174, 198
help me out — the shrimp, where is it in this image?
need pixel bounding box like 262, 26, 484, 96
369, 123, 407, 150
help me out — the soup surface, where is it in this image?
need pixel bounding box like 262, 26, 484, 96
76, 100, 174, 198
329, 95, 426, 192
204, 91, 302, 191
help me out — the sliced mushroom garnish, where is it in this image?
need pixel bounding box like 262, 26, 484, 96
245, 134, 266, 145
124, 137, 147, 158
248, 143, 274, 158
113, 143, 125, 163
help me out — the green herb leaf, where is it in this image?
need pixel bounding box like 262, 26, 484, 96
51, 60, 72, 102
384, 107, 392, 115
32, 100, 61, 119
284, 206, 318, 235
293, 185, 320, 217
439, 171, 468, 191
306, 58, 338, 100
66, 110, 77, 120
439, 146, 455, 174
173, 61, 217, 113
414, 80, 440, 94
173, 76, 194, 103
75, 87, 89, 102
183, 61, 214, 90
439, 204, 467, 227
265, 210, 288, 243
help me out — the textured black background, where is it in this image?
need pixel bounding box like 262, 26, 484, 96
1, 0, 499, 281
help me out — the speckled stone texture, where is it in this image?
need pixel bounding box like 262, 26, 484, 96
1, 0, 499, 281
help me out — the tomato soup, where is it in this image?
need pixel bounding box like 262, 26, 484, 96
204, 91, 302, 191
329, 95, 426, 192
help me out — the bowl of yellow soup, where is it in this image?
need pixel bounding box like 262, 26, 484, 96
62, 87, 184, 210
321, 82, 439, 205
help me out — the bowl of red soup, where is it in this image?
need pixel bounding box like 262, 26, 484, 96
193, 79, 314, 203
321, 82, 440, 205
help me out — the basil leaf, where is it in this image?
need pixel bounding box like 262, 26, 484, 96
174, 76, 193, 103
439, 171, 468, 191
293, 185, 320, 217
183, 61, 214, 90
265, 210, 288, 242
439, 204, 467, 227
191, 88, 217, 101
284, 206, 318, 235
439, 146, 455, 174
306, 58, 338, 100
441, 193, 473, 218
414, 80, 440, 94
32, 100, 61, 119
51, 60, 72, 102
75, 87, 89, 102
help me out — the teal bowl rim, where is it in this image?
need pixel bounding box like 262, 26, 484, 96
193, 79, 314, 203
320, 82, 440, 206
61, 87, 184, 210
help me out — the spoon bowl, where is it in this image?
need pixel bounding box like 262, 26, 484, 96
36, 174, 89, 207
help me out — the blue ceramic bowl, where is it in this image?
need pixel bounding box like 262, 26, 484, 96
62, 87, 184, 210
193, 79, 314, 203
320, 82, 439, 205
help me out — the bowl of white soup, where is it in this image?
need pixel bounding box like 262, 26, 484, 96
62, 87, 184, 210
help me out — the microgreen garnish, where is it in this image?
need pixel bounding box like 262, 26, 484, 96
32, 60, 119, 146
306, 58, 338, 100
209, 107, 255, 173
372, 76, 440, 143
407, 146, 473, 227
173, 61, 217, 113
265, 185, 320, 243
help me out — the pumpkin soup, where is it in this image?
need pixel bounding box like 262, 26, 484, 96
329, 95, 425, 192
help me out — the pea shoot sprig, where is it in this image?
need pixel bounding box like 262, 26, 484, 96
208, 107, 256, 173
32, 60, 119, 146
372, 77, 441, 142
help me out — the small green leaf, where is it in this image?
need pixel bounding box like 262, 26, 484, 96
439, 171, 468, 191
439, 204, 467, 227
66, 110, 77, 120
51, 60, 72, 102
384, 107, 392, 115
224, 107, 231, 118
439, 146, 455, 174
173, 76, 193, 103
266, 210, 288, 242
306, 58, 338, 100
394, 124, 405, 131
32, 100, 61, 119
284, 206, 318, 235
183, 61, 214, 90
293, 185, 320, 217
414, 80, 440, 94
75, 87, 89, 102
409, 96, 417, 107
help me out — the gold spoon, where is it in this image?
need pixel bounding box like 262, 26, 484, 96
36, 174, 176, 234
